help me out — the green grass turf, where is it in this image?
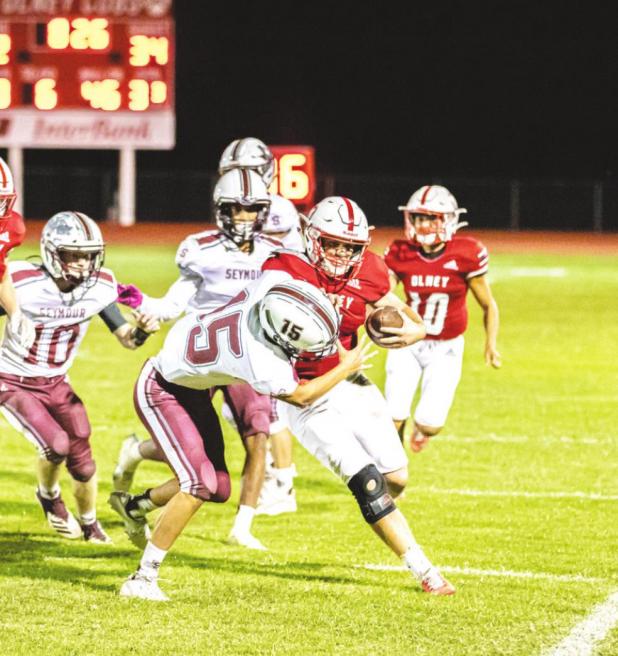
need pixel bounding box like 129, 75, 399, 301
0, 242, 616, 655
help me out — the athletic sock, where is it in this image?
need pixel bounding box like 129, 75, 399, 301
232, 505, 255, 534
79, 510, 96, 525
139, 541, 168, 579
274, 465, 296, 488
38, 484, 61, 499
401, 544, 434, 580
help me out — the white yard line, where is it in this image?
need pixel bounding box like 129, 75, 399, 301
544, 590, 618, 656
407, 486, 618, 501
359, 563, 607, 584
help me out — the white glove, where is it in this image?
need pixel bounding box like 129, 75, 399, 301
8, 309, 36, 351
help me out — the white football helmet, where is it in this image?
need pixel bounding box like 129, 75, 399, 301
303, 196, 371, 286
214, 169, 271, 245
0, 157, 17, 219
40, 211, 105, 286
218, 137, 276, 186
398, 185, 468, 246
259, 280, 339, 360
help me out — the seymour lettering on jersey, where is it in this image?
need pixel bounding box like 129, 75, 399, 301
42, 306, 87, 319
224, 269, 262, 281
410, 274, 450, 288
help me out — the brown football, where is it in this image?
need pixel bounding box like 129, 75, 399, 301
364, 306, 404, 347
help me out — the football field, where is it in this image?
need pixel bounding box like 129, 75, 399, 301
1, 235, 617, 656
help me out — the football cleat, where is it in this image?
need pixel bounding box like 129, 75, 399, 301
256, 485, 297, 516
420, 568, 456, 596
108, 491, 151, 549
225, 530, 268, 551
112, 434, 140, 492
410, 433, 431, 453
120, 572, 169, 602
35, 488, 82, 539
81, 520, 113, 544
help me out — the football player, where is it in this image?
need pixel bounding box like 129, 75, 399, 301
384, 185, 501, 452
118, 278, 371, 601
114, 169, 289, 550
255, 196, 455, 596
0, 212, 159, 543
219, 137, 304, 516
0, 157, 35, 352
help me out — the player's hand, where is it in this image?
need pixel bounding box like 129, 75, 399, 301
337, 335, 377, 374
131, 310, 160, 334
117, 282, 143, 309
485, 345, 502, 368
377, 310, 425, 348
8, 309, 35, 352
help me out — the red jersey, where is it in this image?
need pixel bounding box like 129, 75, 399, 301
384, 236, 488, 340
0, 211, 26, 279
262, 250, 390, 378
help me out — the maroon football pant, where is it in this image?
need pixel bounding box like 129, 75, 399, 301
0, 373, 95, 481
134, 360, 231, 502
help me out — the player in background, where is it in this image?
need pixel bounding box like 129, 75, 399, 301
0, 157, 35, 352
218, 137, 304, 251
113, 169, 285, 550
0, 212, 158, 543
384, 185, 501, 452
219, 137, 303, 515
118, 278, 371, 601
257, 196, 455, 596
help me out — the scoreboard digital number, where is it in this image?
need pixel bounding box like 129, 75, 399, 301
0, 0, 175, 149
269, 145, 315, 211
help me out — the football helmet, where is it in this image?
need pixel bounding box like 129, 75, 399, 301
218, 137, 276, 186
398, 185, 468, 246
0, 157, 17, 219
259, 280, 340, 361
303, 196, 371, 285
40, 211, 105, 286
214, 169, 271, 245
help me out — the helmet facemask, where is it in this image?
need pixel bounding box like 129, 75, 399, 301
305, 226, 367, 286
216, 201, 269, 245
0, 192, 16, 219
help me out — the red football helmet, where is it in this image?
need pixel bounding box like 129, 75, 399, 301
398, 185, 467, 246
303, 196, 371, 288
0, 157, 17, 219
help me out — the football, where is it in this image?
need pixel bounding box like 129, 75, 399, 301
364, 306, 404, 347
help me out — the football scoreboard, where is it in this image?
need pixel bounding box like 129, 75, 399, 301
0, 0, 175, 149
269, 145, 315, 211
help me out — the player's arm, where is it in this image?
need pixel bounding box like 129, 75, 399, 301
99, 304, 160, 350
468, 274, 501, 368
137, 275, 198, 322
0, 268, 35, 350
276, 337, 375, 408
369, 291, 426, 347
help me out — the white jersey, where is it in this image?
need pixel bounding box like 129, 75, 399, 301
262, 194, 303, 251
139, 230, 284, 321
153, 271, 297, 396
0, 261, 118, 377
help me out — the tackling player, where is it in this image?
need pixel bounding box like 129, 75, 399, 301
256, 196, 455, 596
0, 211, 158, 543
118, 278, 371, 601
0, 157, 35, 351
384, 185, 501, 452
114, 168, 289, 550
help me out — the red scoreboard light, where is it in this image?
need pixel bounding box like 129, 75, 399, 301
269, 145, 315, 211
0, 0, 175, 149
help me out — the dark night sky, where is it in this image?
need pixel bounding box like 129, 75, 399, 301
30, 1, 618, 179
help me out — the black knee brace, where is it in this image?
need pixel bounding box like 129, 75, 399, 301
347, 464, 396, 524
